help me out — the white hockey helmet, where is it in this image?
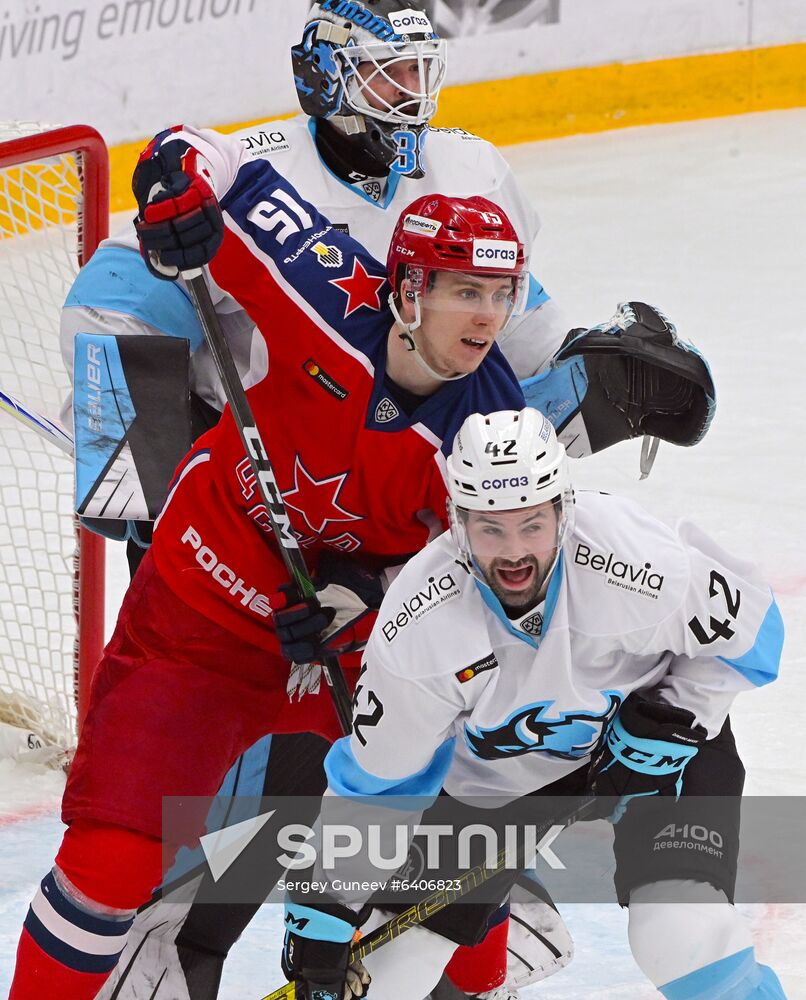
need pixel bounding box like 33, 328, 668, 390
447, 409, 574, 578
447, 409, 570, 512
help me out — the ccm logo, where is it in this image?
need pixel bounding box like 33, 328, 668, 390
481, 476, 529, 489
472, 239, 518, 268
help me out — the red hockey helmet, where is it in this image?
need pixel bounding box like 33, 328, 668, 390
387, 194, 529, 324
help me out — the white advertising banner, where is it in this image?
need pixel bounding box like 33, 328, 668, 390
0, 0, 308, 144
0, 0, 804, 146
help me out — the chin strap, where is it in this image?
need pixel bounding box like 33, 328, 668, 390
388, 292, 468, 384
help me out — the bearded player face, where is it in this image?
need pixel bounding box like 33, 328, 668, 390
463, 502, 560, 612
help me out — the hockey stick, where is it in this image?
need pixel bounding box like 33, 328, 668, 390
183, 270, 354, 735
0, 386, 74, 455
258, 794, 596, 1000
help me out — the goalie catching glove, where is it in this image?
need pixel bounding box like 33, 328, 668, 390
521, 302, 716, 473
282, 899, 372, 1000
132, 127, 224, 281
588, 690, 707, 822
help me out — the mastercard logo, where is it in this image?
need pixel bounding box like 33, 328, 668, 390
304, 361, 321, 377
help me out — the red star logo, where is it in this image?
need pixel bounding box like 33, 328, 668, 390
281, 457, 363, 536
329, 258, 386, 318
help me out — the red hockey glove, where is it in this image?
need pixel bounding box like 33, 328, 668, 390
132, 128, 224, 281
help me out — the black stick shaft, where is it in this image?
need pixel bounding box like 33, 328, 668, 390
185, 271, 353, 735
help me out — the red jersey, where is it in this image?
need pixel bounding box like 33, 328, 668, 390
150, 126, 524, 648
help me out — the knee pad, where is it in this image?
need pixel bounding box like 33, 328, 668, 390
56, 819, 166, 911
628, 879, 752, 988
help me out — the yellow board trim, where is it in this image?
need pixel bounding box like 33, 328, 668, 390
109, 42, 806, 213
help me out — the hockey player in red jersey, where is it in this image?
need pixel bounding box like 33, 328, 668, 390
7, 124, 533, 999
10, 121, 717, 998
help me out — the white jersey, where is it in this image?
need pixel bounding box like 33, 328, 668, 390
336, 491, 783, 804
60, 115, 565, 423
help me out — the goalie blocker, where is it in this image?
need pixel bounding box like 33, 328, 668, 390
522, 302, 716, 470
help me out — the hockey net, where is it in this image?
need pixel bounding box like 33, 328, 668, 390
0, 122, 108, 759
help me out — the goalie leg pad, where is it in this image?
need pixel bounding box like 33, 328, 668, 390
505, 894, 573, 988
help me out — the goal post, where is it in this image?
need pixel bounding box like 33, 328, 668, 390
0, 122, 109, 754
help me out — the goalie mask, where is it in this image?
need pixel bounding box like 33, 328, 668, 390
292, 1, 447, 177
447, 409, 573, 617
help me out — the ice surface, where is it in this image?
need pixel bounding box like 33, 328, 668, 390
1, 108, 804, 997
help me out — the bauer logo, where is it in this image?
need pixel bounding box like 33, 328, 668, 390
388, 9, 434, 33
403, 214, 441, 237
472, 240, 518, 269
382, 573, 460, 642
574, 543, 664, 599
85, 342, 103, 433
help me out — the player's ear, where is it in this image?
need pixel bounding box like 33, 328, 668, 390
398, 278, 417, 321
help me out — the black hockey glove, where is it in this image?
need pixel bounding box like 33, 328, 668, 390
588, 690, 707, 823
282, 899, 371, 1000
132, 130, 224, 281
269, 552, 387, 665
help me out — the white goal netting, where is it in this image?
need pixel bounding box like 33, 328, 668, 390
0, 121, 106, 755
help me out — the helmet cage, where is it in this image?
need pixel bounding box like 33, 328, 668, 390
336, 38, 447, 126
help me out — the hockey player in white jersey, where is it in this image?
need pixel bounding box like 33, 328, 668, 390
73, 4, 688, 996
282, 408, 786, 1000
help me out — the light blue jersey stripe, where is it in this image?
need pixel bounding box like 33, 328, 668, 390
719, 596, 784, 687
325, 735, 454, 803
